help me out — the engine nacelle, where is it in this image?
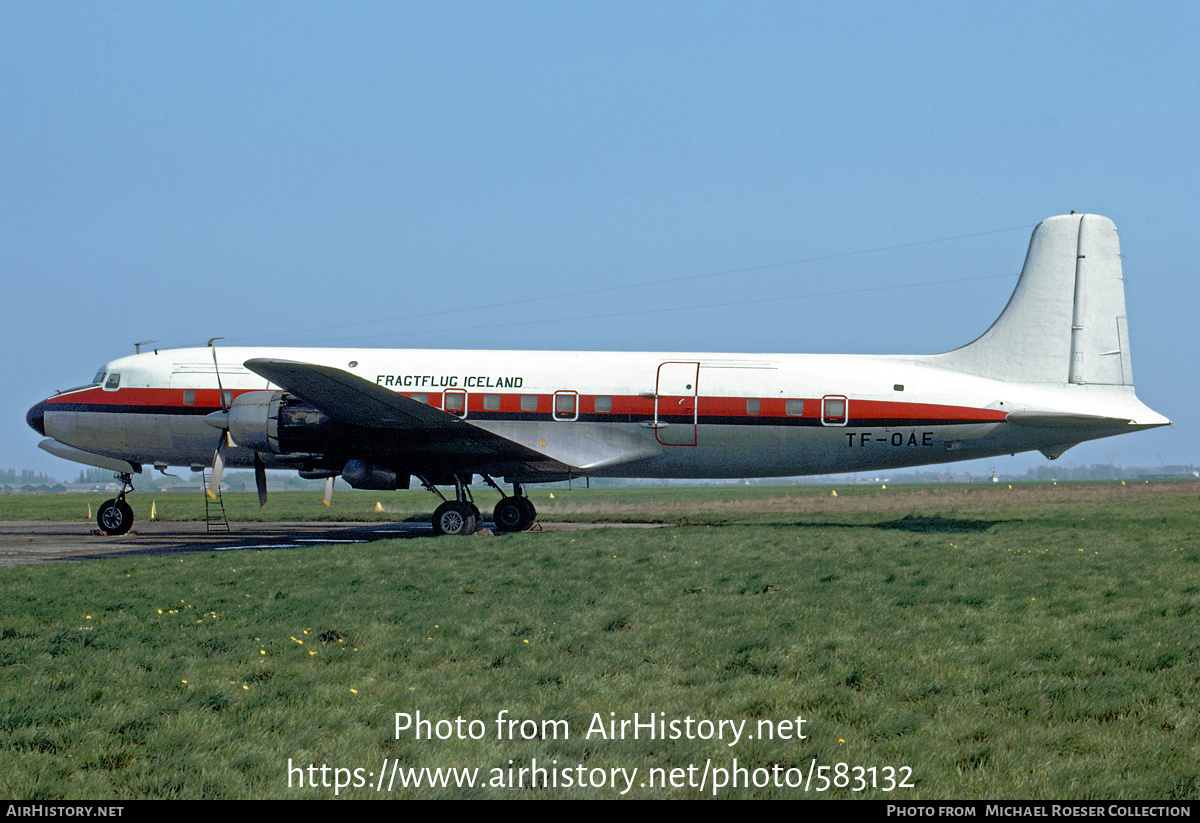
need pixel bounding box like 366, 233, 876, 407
227, 391, 331, 455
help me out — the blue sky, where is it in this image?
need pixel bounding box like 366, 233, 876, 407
4, 1, 1196, 479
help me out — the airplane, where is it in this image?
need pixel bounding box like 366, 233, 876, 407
26, 213, 1169, 537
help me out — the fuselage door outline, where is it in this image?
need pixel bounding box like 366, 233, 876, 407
655, 361, 699, 446
553, 390, 579, 422
444, 389, 467, 418
822, 394, 849, 426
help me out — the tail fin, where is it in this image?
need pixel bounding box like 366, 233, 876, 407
932, 214, 1133, 385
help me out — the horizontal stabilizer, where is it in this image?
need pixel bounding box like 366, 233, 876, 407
1005, 411, 1133, 428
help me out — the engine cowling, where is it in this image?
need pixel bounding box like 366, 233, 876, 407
227, 391, 331, 455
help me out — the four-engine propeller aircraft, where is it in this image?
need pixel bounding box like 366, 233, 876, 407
27, 214, 1169, 536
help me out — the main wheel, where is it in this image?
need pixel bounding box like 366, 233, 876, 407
432, 501, 478, 536
97, 498, 134, 536
514, 497, 537, 531
492, 497, 525, 532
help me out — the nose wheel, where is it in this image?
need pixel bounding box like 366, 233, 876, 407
97, 473, 136, 535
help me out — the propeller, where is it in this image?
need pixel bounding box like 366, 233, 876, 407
208, 431, 229, 500
254, 453, 268, 507
297, 469, 338, 507
206, 339, 229, 500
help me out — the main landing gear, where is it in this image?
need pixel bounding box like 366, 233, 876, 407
420, 474, 538, 536
97, 473, 136, 536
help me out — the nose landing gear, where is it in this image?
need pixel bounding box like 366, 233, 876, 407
97, 473, 136, 536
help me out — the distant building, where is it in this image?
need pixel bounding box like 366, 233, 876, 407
1138, 465, 1199, 480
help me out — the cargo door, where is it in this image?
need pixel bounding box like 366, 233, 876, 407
654, 361, 699, 446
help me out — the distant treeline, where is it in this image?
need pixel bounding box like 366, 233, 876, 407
1, 468, 64, 486
75, 467, 113, 484
887, 463, 1196, 483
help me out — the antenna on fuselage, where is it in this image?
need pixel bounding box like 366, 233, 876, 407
134, 339, 157, 353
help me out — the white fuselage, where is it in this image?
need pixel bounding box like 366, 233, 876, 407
35, 345, 1166, 481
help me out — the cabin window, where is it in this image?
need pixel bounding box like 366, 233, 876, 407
594, 396, 612, 413
411, 393, 429, 404
746, 398, 760, 415
482, 394, 501, 411
785, 399, 805, 416
894, 384, 904, 392
104, 373, 121, 390
183, 390, 195, 406
520, 395, 538, 411
553, 391, 578, 421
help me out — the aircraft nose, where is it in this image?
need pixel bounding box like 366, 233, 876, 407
26, 400, 47, 436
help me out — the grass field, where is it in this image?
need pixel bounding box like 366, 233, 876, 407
0, 481, 1197, 799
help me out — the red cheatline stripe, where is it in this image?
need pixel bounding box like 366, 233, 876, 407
46, 387, 1007, 425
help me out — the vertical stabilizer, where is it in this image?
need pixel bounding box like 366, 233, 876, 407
931, 214, 1132, 385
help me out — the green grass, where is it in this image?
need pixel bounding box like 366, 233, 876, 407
0, 483, 1197, 798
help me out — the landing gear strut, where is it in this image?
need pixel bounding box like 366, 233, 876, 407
97, 473, 135, 536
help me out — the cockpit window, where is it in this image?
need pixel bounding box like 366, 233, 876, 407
104, 373, 121, 390
93, 368, 106, 385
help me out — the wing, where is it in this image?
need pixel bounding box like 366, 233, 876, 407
243, 358, 572, 479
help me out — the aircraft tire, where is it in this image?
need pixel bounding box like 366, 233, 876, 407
97, 499, 134, 536
515, 497, 537, 531
432, 501, 477, 536
492, 497, 525, 532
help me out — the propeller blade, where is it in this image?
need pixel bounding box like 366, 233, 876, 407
206, 341, 231, 502
209, 338, 228, 411
207, 432, 228, 500
254, 453, 268, 507
323, 476, 334, 507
